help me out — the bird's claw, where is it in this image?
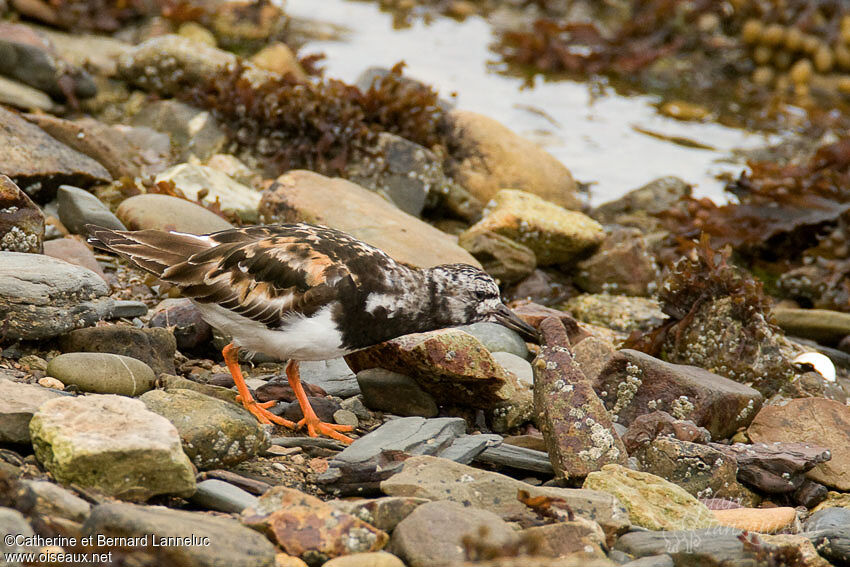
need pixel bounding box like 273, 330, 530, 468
297, 416, 354, 444
242, 400, 296, 429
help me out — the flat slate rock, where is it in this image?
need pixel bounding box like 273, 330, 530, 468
191, 479, 258, 514
473, 442, 555, 474
0, 105, 110, 201
84, 502, 276, 567
0, 252, 128, 340
320, 417, 466, 494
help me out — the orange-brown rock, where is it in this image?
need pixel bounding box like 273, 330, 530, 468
712, 507, 797, 534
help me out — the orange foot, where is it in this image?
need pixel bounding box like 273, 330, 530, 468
236, 395, 296, 428
286, 359, 355, 444
223, 342, 296, 429
297, 415, 354, 444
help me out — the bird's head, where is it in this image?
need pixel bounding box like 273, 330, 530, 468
430, 264, 539, 343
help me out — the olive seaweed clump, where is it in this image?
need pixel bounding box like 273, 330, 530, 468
183, 62, 448, 176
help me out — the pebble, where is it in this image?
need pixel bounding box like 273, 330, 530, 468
391, 501, 517, 567
29, 394, 196, 501
456, 321, 529, 358
712, 506, 797, 534
140, 388, 270, 470
458, 229, 536, 284
0, 378, 65, 443
37, 377, 64, 390
241, 486, 388, 563
149, 298, 213, 351
462, 189, 603, 266
47, 352, 156, 396
356, 368, 439, 417
155, 163, 262, 222
190, 479, 259, 514
84, 502, 276, 566
329, 497, 429, 532
333, 409, 359, 428
56, 184, 125, 234
116, 193, 233, 233
322, 552, 404, 567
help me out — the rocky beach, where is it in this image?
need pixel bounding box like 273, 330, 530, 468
2, 1, 850, 566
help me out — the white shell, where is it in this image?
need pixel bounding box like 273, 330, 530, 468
793, 352, 836, 383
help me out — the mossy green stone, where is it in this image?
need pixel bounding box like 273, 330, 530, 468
583, 464, 718, 531
29, 394, 196, 502
140, 388, 269, 470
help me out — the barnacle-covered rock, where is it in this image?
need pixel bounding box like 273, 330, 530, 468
0, 174, 43, 253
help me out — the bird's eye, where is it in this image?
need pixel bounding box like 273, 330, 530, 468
474, 289, 489, 300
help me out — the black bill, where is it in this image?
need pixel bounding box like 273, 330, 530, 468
493, 304, 540, 344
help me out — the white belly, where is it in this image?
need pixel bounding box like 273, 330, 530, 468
192, 301, 349, 361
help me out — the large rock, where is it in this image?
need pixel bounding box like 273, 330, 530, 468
634, 437, 744, 501
583, 464, 718, 531
130, 99, 227, 162
0, 252, 125, 340
118, 35, 271, 97
380, 456, 630, 539
461, 189, 603, 266
0, 174, 43, 253
564, 294, 665, 333
356, 369, 438, 417
29, 394, 196, 501
575, 228, 659, 296
458, 230, 536, 283
346, 329, 518, 409
149, 298, 213, 351
25, 115, 152, 180
59, 325, 176, 375
241, 486, 387, 564
84, 502, 276, 567
155, 163, 261, 222
592, 176, 691, 224
0, 105, 110, 201
449, 110, 579, 210
116, 193, 233, 234
329, 497, 429, 532
0, 378, 65, 443
47, 352, 157, 396
0, 22, 95, 100
260, 170, 479, 268
390, 501, 517, 567
140, 388, 269, 470
749, 397, 850, 490
56, 184, 125, 234
0, 75, 56, 112
533, 317, 627, 479
592, 349, 763, 439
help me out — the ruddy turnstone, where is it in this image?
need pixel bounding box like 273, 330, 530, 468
88, 223, 538, 444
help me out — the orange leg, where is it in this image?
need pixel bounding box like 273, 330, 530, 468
223, 343, 296, 429
286, 360, 354, 444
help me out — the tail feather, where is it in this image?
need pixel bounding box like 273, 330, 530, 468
86, 225, 215, 279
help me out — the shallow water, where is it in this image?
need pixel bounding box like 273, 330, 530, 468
287, 0, 777, 205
